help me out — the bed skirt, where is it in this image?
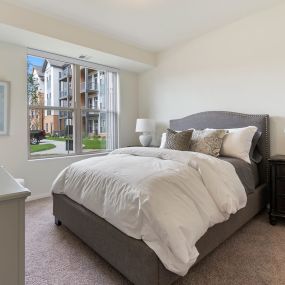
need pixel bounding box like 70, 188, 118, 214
53, 184, 266, 285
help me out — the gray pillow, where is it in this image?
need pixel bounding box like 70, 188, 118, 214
190, 129, 227, 157
165, 129, 193, 151
249, 131, 262, 163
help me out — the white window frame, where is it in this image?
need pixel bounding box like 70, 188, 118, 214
27, 48, 119, 160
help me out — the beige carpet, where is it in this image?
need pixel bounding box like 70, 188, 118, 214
26, 198, 285, 285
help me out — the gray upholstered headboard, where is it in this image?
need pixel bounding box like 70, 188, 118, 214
170, 111, 270, 184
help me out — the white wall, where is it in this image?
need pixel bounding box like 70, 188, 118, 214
139, 3, 285, 155
0, 42, 138, 199
119, 71, 139, 147
0, 2, 155, 70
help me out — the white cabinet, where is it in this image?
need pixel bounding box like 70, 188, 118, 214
0, 166, 30, 285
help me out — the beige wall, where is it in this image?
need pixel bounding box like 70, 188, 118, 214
139, 3, 285, 155
0, 42, 138, 199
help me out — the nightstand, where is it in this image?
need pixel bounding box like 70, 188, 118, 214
269, 155, 285, 225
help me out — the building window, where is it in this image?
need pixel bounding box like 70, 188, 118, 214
27, 50, 118, 159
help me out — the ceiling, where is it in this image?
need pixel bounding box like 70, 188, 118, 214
3, 0, 284, 52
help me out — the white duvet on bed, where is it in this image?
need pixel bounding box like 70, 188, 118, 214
51, 147, 246, 276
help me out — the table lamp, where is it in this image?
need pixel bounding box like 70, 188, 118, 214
136, 118, 154, 147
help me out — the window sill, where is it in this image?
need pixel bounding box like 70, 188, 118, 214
28, 151, 110, 162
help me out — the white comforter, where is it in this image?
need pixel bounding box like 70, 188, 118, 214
51, 147, 246, 276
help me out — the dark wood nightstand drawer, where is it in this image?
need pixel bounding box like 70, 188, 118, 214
276, 165, 285, 177
276, 179, 285, 195
269, 155, 285, 225
276, 197, 285, 213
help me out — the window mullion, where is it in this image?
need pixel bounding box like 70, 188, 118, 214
73, 65, 82, 154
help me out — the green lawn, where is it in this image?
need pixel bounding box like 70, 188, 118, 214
30, 143, 56, 153
46, 136, 106, 150
45, 136, 66, 142
83, 137, 106, 149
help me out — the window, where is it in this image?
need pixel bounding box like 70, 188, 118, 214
27, 50, 118, 159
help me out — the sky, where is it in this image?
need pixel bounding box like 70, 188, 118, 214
27, 55, 45, 73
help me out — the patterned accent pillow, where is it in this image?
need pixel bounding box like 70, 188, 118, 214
190, 129, 227, 157
165, 129, 193, 151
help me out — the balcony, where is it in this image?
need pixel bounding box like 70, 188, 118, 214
59, 89, 72, 98
88, 80, 98, 92
80, 80, 98, 93
88, 103, 99, 110
59, 69, 72, 80
59, 111, 72, 119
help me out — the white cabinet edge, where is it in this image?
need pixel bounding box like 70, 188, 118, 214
0, 166, 31, 202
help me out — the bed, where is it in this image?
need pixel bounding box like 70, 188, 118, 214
53, 111, 270, 285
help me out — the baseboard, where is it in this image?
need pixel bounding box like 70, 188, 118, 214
26, 192, 51, 202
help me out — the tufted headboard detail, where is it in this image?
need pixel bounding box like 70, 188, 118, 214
170, 111, 270, 185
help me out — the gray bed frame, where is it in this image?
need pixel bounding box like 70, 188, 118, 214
53, 111, 270, 285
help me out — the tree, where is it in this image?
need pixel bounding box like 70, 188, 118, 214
27, 61, 39, 105
27, 60, 42, 130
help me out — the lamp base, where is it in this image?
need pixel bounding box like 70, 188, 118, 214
139, 134, 152, 147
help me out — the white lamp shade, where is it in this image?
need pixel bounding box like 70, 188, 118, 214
136, 119, 154, 132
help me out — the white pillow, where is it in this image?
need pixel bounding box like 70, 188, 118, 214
160, 133, 166, 148
220, 126, 257, 163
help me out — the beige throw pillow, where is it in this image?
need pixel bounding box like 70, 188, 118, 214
165, 129, 193, 151
190, 129, 227, 157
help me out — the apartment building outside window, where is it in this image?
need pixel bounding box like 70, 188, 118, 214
27, 50, 119, 159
